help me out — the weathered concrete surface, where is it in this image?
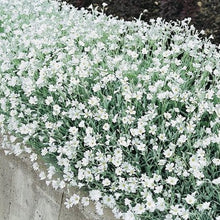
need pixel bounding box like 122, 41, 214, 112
0, 150, 61, 220
0, 149, 115, 220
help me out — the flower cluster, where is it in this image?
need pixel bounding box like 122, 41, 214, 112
0, 0, 220, 219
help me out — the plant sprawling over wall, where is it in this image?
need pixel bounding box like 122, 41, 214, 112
0, 0, 220, 219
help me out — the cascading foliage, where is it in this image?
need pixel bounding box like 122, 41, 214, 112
0, 0, 220, 219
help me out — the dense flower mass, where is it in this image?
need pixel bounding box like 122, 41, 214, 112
0, 0, 220, 219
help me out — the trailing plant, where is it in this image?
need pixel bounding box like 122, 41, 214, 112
0, 0, 220, 219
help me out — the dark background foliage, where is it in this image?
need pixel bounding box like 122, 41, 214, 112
63, 0, 220, 45
160, 0, 199, 20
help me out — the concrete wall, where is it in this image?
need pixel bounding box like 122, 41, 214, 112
0, 149, 115, 220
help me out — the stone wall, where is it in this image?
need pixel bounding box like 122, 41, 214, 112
0, 149, 115, 220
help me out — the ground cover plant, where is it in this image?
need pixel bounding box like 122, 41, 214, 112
0, 0, 220, 219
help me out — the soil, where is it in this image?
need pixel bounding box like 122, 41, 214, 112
63, 0, 220, 45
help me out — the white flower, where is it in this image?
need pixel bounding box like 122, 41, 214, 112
152, 145, 158, 151
88, 96, 100, 106
197, 202, 210, 211
103, 123, 110, 131
39, 171, 46, 180
64, 198, 73, 209
213, 158, 220, 166
102, 2, 108, 7
45, 96, 53, 105
158, 133, 167, 142
205, 64, 212, 73
29, 96, 38, 105
0, 114, 5, 125
163, 149, 173, 158
146, 196, 156, 212
137, 142, 146, 151
154, 185, 163, 194
70, 194, 80, 205
118, 137, 130, 147
215, 104, 220, 118
158, 159, 167, 166
32, 162, 39, 171
165, 163, 174, 172
189, 155, 199, 168
78, 120, 85, 127
102, 178, 111, 186
93, 84, 101, 92
103, 195, 115, 208
95, 202, 103, 215
84, 135, 96, 147
181, 209, 190, 220
81, 197, 90, 206
170, 205, 181, 216
165, 214, 173, 220
156, 197, 166, 211
134, 203, 146, 214
30, 153, 37, 161
89, 190, 102, 201
112, 114, 118, 123
149, 125, 157, 135
177, 135, 187, 145
69, 126, 78, 135
212, 177, 220, 185
185, 194, 196, 205
124, 211, 135, 220
164, 112, 172, 120
205, 89, 214, 100
166, 177, 178, 185
53, 104, 61, 115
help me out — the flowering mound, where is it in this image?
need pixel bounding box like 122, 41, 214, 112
0, 0, 220, 219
